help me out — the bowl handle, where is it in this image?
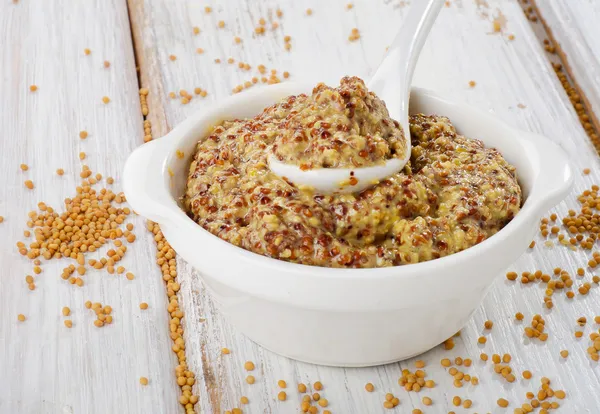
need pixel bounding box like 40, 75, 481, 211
525, 132, 574, 212
123, 136, 181, 225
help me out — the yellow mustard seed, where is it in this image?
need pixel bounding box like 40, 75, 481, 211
140, 377, 149, 385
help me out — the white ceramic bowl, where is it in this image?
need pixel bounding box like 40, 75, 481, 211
123, 83, 573, 367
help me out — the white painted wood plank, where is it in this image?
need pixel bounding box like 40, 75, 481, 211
534, 0, 600, 132
130, 0, 600, 413
0, 1, 179, 413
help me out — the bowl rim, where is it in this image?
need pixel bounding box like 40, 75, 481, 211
126, 83, 573, 280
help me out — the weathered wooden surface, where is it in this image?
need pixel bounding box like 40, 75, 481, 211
128, 0, 600, 413
0, 1, 179, 413
534, 0, 600, 134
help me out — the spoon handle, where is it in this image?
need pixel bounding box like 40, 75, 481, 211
368, 0, 445, 118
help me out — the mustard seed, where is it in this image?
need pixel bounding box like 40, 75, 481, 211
365, 382, 374, 392
29, 85, 37, 92
313, 381, 323, 391
64, 320, 73, 328
277, 391, 286, 401
140, 302, 148, 310
497, 398, 509, 407
140, 377, 149, 385
221, 347, 230, 354
298, 383, 307, 393
17, 314, 26, 322
62, 307, 70, 316
244, 361, 255, 371
278, 380, 286, 388
102, 96, 110, 104
246, 375, 255, 384
422, 396, 432, 405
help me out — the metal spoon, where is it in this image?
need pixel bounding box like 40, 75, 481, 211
269, 0, 444, 194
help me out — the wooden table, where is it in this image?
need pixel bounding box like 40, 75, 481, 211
2, 1, 600, 413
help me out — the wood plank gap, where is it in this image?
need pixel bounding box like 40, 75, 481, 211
125, 2, 202, 413
521, 0, 600, 153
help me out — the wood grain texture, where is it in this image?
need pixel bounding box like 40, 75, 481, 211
533, 0, 600, 133
128, 1, 600, 413
0, 1, 180, 413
